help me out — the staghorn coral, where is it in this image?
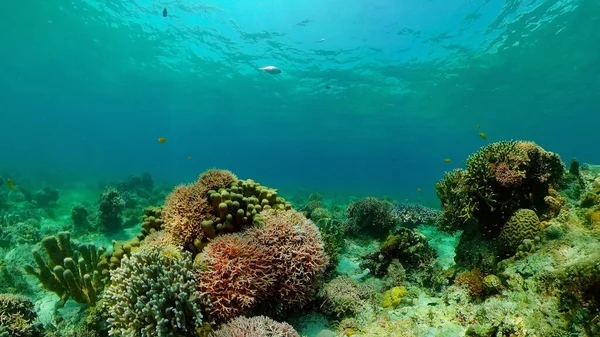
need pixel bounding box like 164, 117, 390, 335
249, 209, 329, 308
25, 232, 105, 308
498, 209, 541, 255
105, 244, 207, 337
209, 315, 300, 337
196, 233, 274, 322
345, 197, 397, 237
0, 293, 39, 337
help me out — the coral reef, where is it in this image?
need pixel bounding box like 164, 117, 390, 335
209, 315, 300, 337
24, 232, 105, 308
70, 205, 90, 233
361, 227, 436, 277
436, 141, 564, 233
140, 206, 164, 238
105, 244, 207, 337
198, 209, 328, 322
0, 293, 40, 337
391, 202, 441, 228
32, 187, 59, 207
98, 188, 125, 233
498, 209, 541, 255
319, 276, 376, 319
344, 197, 397, 237
196, 233, 274, 322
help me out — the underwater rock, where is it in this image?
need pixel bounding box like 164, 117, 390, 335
98, 188, 125, 233
33, 187, 59, 207
361, 227, 436, 277
345, 197, 397, 238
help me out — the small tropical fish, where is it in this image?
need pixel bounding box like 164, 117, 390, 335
317, 38, 326, 43
479, 132, 487, 139
444, 158, 451, 163
417, 187, 421, 192
259, 66, 282, 74
6, 179, 14, 190
158, 137, 166, 143
476, 124, 480, 130
188, 155, 192, 160
325, 85, 331, 90
162, 7, 168, 17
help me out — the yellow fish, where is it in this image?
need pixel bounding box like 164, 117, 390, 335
444, 158, 451, 163
188, 155, 192, 160
417, 187, 421, 192
479, 132, 487, 139
158, 137, 166, 143
6, 179, 14, 190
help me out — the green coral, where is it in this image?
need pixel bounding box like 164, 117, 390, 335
381, 286, 407, 308
202, 179, 292, 237
0, 293, 39, 337
24, 232, 105, 308
140, 206, 164, 237
104, 244, 207, 337
498, 209, 541, 254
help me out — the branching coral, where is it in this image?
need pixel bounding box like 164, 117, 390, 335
196, 234, 274, 322
163, 183, 210, 248
0, 293, 39, 337
209, 316, 300, 337
320, 275, 374, 319
105, 244, 207, 337
249, 209, 329, 308
197, 209, 328, 321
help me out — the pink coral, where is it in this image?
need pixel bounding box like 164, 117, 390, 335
197, 234, 274, 322
209, 316, 300, 337
494, 162, 523, 187
249, 209, 329, 308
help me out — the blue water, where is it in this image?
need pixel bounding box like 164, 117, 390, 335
0, 0, 596, 200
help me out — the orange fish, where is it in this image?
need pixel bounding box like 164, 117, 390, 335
444, 158, 451, 163
158, 137, 166, 143
479, 132, 487, 139
188, 155, 192, 160
6, 179, 14, 190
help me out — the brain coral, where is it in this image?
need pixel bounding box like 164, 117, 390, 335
105, 244, 206, 337
499, 209, 541, 254
209, 315, 300, 337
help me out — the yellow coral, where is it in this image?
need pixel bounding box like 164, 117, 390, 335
381, 286, 407, 308
499, 209, 540, 253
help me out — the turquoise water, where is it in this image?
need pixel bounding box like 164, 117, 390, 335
2, 0, 597, 199
1, 1, 600, 336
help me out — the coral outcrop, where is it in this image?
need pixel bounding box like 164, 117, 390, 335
105, 244, 207, 337
344, 197, 398, 237
24, 232, 105, 307
0, 293, 40, 337
209, 316, 300, 337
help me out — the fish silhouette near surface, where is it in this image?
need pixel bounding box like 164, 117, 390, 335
259, 66, 281, 74
162, 7, 168, 17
